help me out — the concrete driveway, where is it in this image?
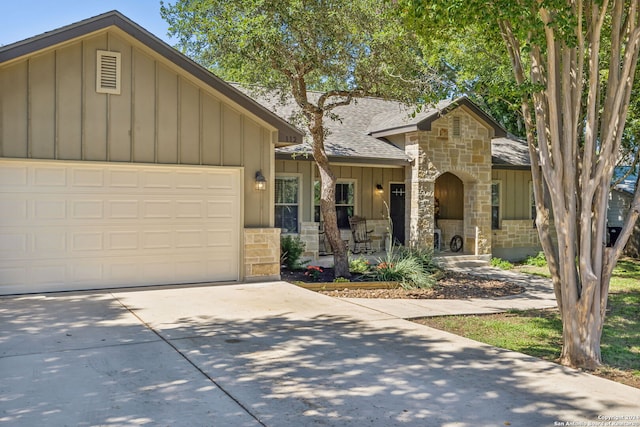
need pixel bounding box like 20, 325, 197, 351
1, 281, 639, 426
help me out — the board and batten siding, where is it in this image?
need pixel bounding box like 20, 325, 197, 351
275, 159, 405, 222
0, 28, 276, 227
491, 169, 533, 220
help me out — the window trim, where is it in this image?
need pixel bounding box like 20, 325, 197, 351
275, 174, 302, 234
491, 180, 502, 230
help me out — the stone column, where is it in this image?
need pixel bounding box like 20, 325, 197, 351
244, 228, 281, 282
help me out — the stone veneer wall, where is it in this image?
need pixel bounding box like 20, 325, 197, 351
406, 110, 493, 255
299, 222, 320, 259
436, 219, 464, 252
491, 219, 559, 261
492, 220, 539, 249
244, 228, 281, 281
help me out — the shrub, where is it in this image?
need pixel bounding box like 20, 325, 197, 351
280, 235, 306, 270
491, 257, 514, 270
333, 277, 350, 283
396, 246, 440, 275
524, 251, 548, 267
349, 257, 371, 274
369, 248, 436, 289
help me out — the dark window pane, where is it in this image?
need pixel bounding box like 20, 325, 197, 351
491, 206, 500, 229
275, 205, 299, 233
336, 206, 354, 229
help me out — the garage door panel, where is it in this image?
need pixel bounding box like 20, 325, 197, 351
108, 169, 139, 188
72, 168, 104, 187
35, 199, 67, 219
207, 200, 235, 218
206, 171, 236, 190
0, 159, 241, 294
33, 166, 67, 186
0, 164, 28, 186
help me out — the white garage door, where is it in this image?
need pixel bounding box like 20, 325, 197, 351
0, 159, 241, 295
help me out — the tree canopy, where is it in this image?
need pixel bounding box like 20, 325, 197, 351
402, 0, 640, 369
161, 0, 441, 277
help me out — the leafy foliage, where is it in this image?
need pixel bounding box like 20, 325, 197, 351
490, 257, 514, 270
280, 235, 306, 270
162, 0, 445, 278
523, 252, 548, 267
402, 0, 640, 369
368, 246, 439, 288
162, 0, 438, 101
349, 257, 371, 274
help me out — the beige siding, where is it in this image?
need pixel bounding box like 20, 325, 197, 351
0, 62, 28, 157
0, 28, 278, 228
492, 169, 532, 219
108, 37, 132, 162
83, 34, 108, 160
157, 63, 178, 163
202, 95, 222, 165
179, 78, 200, 164
275, 159, 405, 222
223, 105, 242, 165
56, 44, 83, 160
30, 53, 56, 159
132, 50, 155, 162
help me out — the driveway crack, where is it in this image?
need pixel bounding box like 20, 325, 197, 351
111, 292, 267, 427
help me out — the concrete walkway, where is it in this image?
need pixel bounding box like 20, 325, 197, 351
340, 266, 558, 318
1, 272, 638, 426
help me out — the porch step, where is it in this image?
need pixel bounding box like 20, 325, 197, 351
433, 254, 491, 269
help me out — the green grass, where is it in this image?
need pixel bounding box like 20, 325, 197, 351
416, 257, 640, 387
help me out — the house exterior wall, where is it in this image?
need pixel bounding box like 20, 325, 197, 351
492, 169, 533, 219
492, 220, 541, 261
608, 190, 631, 227
275, 159, 404, 259
0, 27, 277, 229
406, 107, 493, 255
608, 189, 640, 258
275, 159, 404, 223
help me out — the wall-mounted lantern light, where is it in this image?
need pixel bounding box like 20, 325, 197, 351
255, 171, 267, 191
375, 184, 384, 194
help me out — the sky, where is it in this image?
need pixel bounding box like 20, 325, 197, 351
1, 1, 176, 47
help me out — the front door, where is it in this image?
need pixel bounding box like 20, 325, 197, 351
389, 183, 405, 245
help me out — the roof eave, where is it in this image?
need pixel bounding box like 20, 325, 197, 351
368, 125, 418, 138
275, 152, 410, 166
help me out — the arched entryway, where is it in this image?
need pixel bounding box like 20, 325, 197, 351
434, 172, 465, 251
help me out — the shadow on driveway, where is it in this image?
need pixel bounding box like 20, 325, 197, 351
1, 284, 638, 426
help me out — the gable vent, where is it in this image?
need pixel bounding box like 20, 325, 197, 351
96, 50, 121, 95
452, 116, 461, 137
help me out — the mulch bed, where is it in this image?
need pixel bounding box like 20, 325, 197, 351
281, 268, 525, 299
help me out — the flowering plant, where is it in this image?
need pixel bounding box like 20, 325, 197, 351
304, 265, 323, 281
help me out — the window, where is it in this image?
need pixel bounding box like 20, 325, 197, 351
491, 181, 500, 229
530, 181, 536, 221
275, 176, 299, 233
314, 180, 355, 229
96, 50, 121, 95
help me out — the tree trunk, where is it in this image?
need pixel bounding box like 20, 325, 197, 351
559, 304, 603, 369
498, 0, 640, 369
310, 121, 351, 279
